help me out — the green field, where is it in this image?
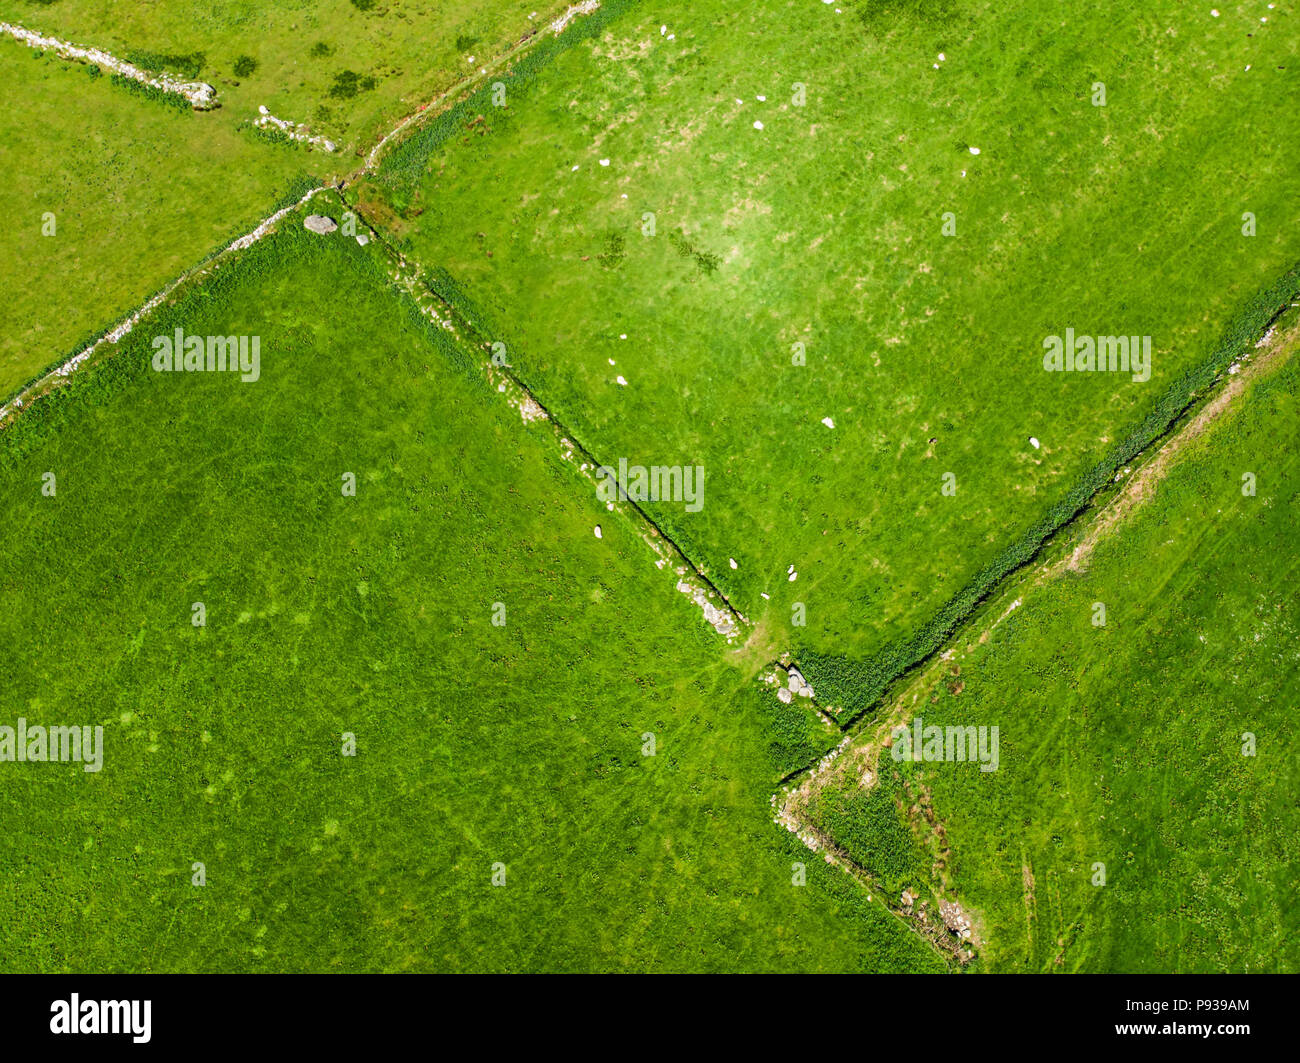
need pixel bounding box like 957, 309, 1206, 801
0, 200, 946, 971
1, 0, 577, 154
0, 38, 311, 399
801, 329, 1300, 971
1, 0, 1296, 976
356, 0, 1300, 692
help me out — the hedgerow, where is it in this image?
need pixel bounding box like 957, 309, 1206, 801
799, 260, 1300, 722
125, 50, 205, 80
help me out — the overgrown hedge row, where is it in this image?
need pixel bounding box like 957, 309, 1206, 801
800, 260, 1300, 722
377, 0, 644, 190
813, 762, 933, 899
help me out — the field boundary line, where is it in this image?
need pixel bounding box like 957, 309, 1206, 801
1, 0, 598, 408
799, 263, 1300, 724
1, 21, 216, 108
355, 210, 748, 641
774, 318, 1300, 967
0, 185, 327, 428
359, 1, 608, 174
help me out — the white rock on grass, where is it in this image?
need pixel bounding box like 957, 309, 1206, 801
821, 416, 835, 428
599, 158, 610, 166
616, 375, 628, 386
969, 146, 981, 155
729, 558, 738, 569
777, 687, 794, 704
594, 525, 603, 539
1029, 436, 1040, 449
753, 120, 764, 130
304, 215, 338, 234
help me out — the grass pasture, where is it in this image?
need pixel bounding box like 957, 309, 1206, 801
0, 197, 941, 972
356, 0, 1300, 702
802, 329, 1300, 972
0, 37, 308, 400
0, 0, 578, 155
0, 0, 1295, 978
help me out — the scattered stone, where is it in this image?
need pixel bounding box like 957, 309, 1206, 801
594, 525, 602, 539
2, 22, 218, 108
777, 687, 794, 704
1029, 436, 1040, 449
822, 416, 835, 429
304, 215, 338, 234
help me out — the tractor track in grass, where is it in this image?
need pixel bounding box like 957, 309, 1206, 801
772, 313, 1300, 967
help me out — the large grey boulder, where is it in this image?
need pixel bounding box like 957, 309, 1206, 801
304, 214, 338, 235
